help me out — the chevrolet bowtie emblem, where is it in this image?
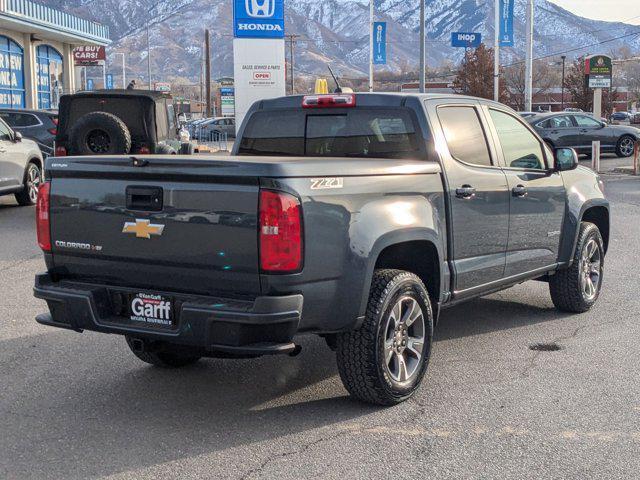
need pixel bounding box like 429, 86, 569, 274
122, 219, 165, 239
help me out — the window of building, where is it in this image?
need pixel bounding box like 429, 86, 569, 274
0, 36, 25, 109
36, 45, 63, 110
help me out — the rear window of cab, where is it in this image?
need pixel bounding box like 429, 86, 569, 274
238, 108, 425, 159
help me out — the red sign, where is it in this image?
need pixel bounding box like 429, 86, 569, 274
253, 71, 271, 80
73, 46, 106, 66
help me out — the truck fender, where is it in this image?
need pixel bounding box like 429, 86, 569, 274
348, 194, 446, 321
558, 198, 609, 267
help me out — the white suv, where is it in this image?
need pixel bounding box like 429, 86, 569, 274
0, 117, 43, 206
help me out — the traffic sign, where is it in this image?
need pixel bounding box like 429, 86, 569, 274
451, 32, 482, 48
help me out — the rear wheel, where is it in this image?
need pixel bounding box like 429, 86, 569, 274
336, 269, 433, 405
615, 135, 635, 157
549, 222, 604, 313
125, 337, 201, 368
14, 162, 41, 206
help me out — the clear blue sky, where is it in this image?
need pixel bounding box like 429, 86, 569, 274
549, 0, 640, 25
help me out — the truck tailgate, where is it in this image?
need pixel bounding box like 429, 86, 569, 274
47, 157, 260, 296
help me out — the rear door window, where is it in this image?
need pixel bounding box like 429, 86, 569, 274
238, 108, 423, 159
437, 106, 492, 166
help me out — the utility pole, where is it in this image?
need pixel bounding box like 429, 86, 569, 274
286, 34, 300, 95
146, 25, 151, 90
561, 55, 566, 110
115, 52, 126, 89
493, 0, 500, 102
369, 0, 374, 92
524, 0, 534, 111
419, 0, 425, 93
205, 29, 211, 118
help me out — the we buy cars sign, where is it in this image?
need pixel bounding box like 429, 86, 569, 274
73, 46, 106, 66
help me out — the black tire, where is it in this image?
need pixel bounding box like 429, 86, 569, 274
69, 111, 131, 155
549, 222, 604, 313
14, 161, 41, 206
155, 143, 176, 155
336, 269, 433, 406
615, 135, 635, 158
180, 142, 195, 155
125, 337, 201, 368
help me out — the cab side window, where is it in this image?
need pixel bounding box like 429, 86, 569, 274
437, 106, 492, 167
489, 109, 546, 170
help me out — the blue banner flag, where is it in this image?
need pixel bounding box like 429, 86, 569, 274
373, 21, 387, 65
499, 0, 515, 47
106, 74, 113, 89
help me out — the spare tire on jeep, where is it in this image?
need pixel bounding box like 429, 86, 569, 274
69, 111, 132, 155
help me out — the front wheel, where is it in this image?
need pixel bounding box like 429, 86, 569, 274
549, 222, 604, 313
336, 269, 433, 405
615, 135, 635, 158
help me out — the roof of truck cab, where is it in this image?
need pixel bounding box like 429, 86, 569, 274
60, 89, 172, 101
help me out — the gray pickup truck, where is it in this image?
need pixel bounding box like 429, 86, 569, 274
34, 93, 609, 405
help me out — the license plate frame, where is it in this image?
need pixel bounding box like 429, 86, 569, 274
127, 292, 175, 329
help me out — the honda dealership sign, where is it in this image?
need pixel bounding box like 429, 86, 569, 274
233, 0, 286, 130
234, 0, 284, 38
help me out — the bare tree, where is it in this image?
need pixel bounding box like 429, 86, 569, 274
453, 44, 507, 101
504, 60, 555, 111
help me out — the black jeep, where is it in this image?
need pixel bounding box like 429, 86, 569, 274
54, 90, 196, 156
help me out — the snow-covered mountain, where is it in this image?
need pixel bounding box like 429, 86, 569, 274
46, 0, 640, 80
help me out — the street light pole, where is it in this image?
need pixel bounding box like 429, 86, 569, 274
369, 0, 374, 92
146, 25, 151, 90
524, 0, 534, 111
493, 0, 500, 102
561, 55, 566, 110
419, 0, 425, 93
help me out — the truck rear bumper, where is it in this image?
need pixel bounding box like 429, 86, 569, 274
33, 273, 303, 356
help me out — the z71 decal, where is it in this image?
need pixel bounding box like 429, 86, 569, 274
310, 177, 344, 190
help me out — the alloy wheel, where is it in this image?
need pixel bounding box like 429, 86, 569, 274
27, 164, 41, 203
620, 137, 635, 157
580, 238, 602, 301
383, 296, 426, 383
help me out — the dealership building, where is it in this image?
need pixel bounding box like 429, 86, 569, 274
0, 0, 110, 110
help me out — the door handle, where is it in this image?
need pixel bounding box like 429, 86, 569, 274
512, 185, 527, 197
455, 185, 476, 199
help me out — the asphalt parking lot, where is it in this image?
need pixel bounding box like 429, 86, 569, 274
1, 171, 639, 479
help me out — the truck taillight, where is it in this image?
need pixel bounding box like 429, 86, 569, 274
54, 146, 66, 156
36, 182, 51, 252
302, 94, 356, 108
259, 190, 302, 273
138, 146, 151, 154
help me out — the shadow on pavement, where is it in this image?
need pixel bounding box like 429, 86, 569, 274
1, 290, 572, 479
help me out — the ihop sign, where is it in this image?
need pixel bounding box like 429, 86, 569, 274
451, 32, 482, 48
234, 0, 285, 38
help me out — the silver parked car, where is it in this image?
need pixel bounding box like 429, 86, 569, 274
0, 117, 44, 206
198, 117, 236, 140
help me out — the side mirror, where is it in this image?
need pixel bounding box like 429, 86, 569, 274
13, 131, 22, 142
554, 147, 579, 172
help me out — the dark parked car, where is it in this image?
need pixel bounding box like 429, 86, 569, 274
34, 93, 609, 405
0, 108, 57, 157
528, 112, 640, 157
54, 90, 196, 156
